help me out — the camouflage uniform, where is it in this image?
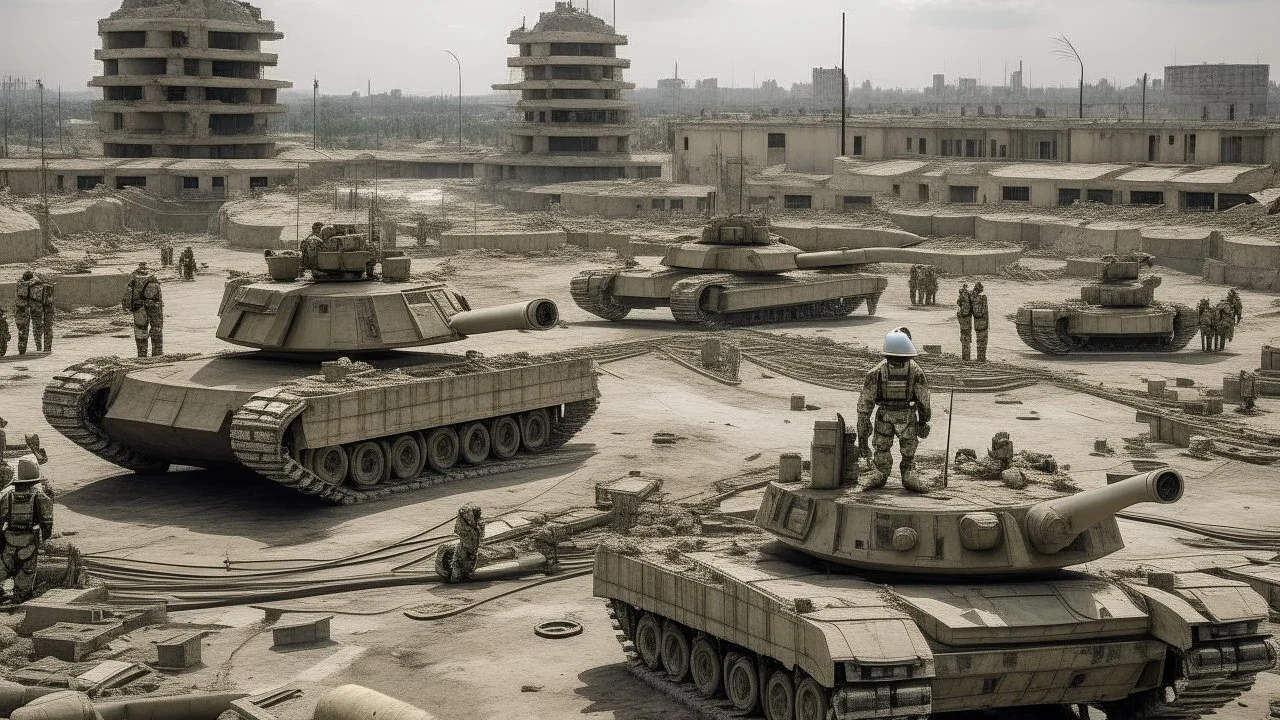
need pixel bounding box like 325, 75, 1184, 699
1213, 301, 1235, 352
0, 419, 9, 489
0, 308, 9, 357
956, 283, 973, 360
159, 241, 173, 268
1197, 299, 1215, 352
436, 503, 483, 583
122, 264, 164, 357
178, 247, 196, 281
908, 266, 921, 305
971, 282, 989, 362
0, 457, 53, 603
1227, 288, 1243, 324
14, 273, 36, 355
857, 356, 931, 492
35, 278, 54, 354
922, 266, 939, 305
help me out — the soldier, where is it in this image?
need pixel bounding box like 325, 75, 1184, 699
1227, 288, 1243, 324
1196, 298, 1215, 352
158, 240, 173, 268
971, 281, 990, 362
302, 222, 323, 252
908, 265, 921, 305
435, 503, 483, 583
0, 455, 53, 603
1213, 300, 1235, 352
178, 246, 196, 281
0, 307, 9, 357
1238, 370, 1258, 412
923, 266, 939, 305
956, 282, 973, 361
121, 262, 163, 357
35, 275, 54, 354
857, 330, 932, 493
14, 271, 36, 355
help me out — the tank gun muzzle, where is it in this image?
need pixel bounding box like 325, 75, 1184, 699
1025, 468, 1183, 555
448, 299, 559, 336
793, 249, 870, 269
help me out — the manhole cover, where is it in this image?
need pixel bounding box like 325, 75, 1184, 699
534, 620, 583, 639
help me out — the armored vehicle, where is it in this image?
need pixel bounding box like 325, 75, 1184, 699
571, 216, 888, 327
1015, 255, 1198, 354
595, 422, 1274, 720
44, 229, 599, 505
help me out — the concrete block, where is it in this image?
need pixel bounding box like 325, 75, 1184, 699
1147, 378, 1167, 397
156, 631, 203, 669
0, 272, 131, 312
931, 213, 976, 238
975, 215, 1025, 245
32, 622, 124, 662
922, 344, 942, 354
271, 615, 332, 647
440, 230, 565, 252
1222, 375, 1242, 403
19, 604, 105, 636
1066, 258, 1107, 277
1174, 377, 1195, 388
887, 210, 933, 237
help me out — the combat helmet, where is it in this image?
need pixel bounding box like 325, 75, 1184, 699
14, 456, 41, 484
882, 329, 918, 358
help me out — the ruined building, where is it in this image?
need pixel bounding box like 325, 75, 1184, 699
488, 2, 659, 182
91, 0, 292, 159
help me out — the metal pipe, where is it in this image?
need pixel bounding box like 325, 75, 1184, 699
0, 680, 60, 716
448, 299, 558, 335
11, 691, 244, 720
1026, 469, 1183, 555
314, 685, 436, 720
793, 249, 869, 268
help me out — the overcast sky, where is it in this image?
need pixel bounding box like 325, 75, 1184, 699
1, 0, 1276, 96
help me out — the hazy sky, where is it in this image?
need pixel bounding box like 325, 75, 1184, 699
2, 0, 1277, 97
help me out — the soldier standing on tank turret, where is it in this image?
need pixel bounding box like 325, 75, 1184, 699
122, 263, 164, 357
956, 283, 973, 360
0, 456, 53, 603
971, 281, 990, 362
857, 330, 932, 493
908, 266, 921, 305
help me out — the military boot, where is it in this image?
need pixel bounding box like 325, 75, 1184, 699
17, 336, 26, 356
901, 461, 929, 493
136, 339, 149, 358
151, 338, 164, 357
961, 344, 970, 361
864, 463, 890, 489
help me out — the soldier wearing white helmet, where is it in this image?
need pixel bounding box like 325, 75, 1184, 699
0, 455, 53, 603
857, 329, 932, 492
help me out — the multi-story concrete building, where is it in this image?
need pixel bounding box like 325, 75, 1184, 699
812, 67, 846, 108
90, 0, 291, 160
1163, 64, 1269, 121
489, 1, 658, 182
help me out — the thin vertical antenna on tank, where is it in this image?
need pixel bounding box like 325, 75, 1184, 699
941, 390, 955, 489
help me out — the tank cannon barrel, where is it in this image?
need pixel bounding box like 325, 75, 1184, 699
1026, 469, 1183, 555
448, 299, 559, 336
793, 249, 870, 269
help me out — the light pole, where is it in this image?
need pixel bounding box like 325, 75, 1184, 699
442, 50, 462, 152
312, 77, 318, 149
37, 79, 48, 252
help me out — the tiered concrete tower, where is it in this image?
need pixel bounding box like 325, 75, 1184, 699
491, 2, 653, 182
90, 0, 292, 159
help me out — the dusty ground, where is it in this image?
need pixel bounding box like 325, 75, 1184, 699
0, 189, 1277, 719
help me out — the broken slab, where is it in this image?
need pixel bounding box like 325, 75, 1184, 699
32, 621, 125, 662
271, 615, 332, 647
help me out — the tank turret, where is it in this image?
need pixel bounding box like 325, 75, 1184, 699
755, 421, 1185, 575
217, 246, 558, 353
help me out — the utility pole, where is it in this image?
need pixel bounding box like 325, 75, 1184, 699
673, 60, 679, 117
37, 79, 48, 252
312, 78, 318, 149
840, 12, 846, 156
1141, 72, 1148, 122
443, 50, 462, 153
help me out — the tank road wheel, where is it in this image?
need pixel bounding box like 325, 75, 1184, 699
425, 428, 461, 471
520, 409, 552, 452
689, 636, 723, 697
306, 446, 348, 486
388, 435, 424, 480
724, 653, 760, 713
633, 614, 663, 670
764, 669, 796, 720
660, 620, 692, 682
489, 416, 521, 460
794, 678, 830, 720
459, 422, 491, 465
348, 441, 386, 488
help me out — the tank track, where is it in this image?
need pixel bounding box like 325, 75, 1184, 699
42, 358, 172, 473
570, 270, 631, 321
229, 393, 599, 505
1017, 303, 1200, 355
669, 274, 883, 328
1097, 637, 1273, 720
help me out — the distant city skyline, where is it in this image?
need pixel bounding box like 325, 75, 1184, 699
1, 0, 1276, 97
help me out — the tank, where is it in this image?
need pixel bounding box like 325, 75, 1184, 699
1015, 255, 1199, 354
570, 216, 889, 327
594, 421, 1275, 720
43, 229, 599, 505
